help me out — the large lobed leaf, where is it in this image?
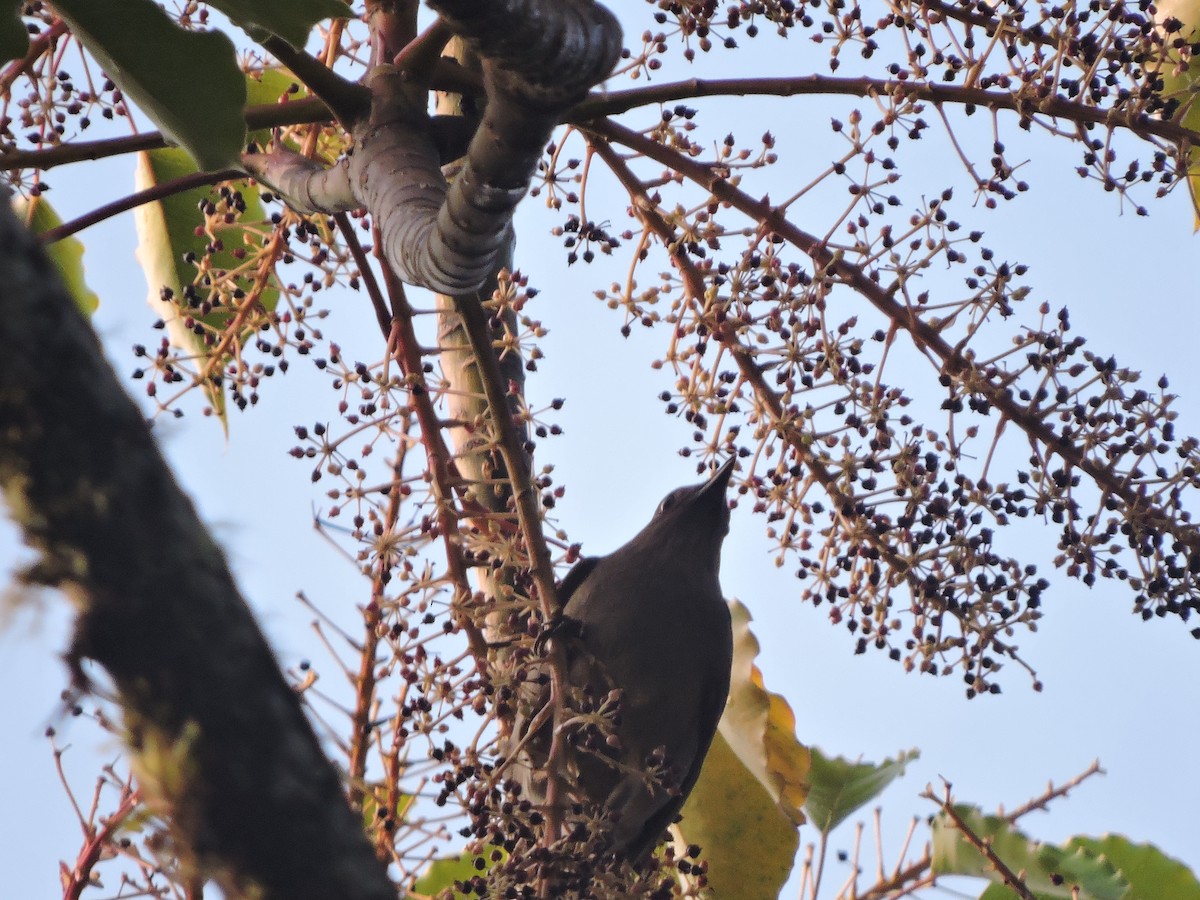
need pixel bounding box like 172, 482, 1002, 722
715, 600, 811, 824
132, 146, 276, 426
1151, 0, 1200, 227
1069, 835, 1200, 900
679, 600, 809, 897
51, 0, 350, 170
934, 805, 1126, 898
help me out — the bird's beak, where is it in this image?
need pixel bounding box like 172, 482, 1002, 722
700, 455, 737, 496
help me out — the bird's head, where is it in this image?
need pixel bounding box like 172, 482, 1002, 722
633, 456, 736, 573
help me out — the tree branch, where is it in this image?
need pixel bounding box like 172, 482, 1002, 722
588, 115, 1200, 582
241, 150, 357, 214
0, 97, 334, 172
258, 34, 370, 127
590, 134, 962, 628
261, 0, 623, 295
574, 75, 1200, 148
925, 784, 1038, 900
41, 168, 244, 243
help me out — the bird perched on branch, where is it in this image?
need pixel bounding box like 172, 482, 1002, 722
506, 456, 737, 864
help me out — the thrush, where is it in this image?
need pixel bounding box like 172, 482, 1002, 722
507, 456, 736, 863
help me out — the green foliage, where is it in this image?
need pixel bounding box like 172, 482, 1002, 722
358, 790, 416, 832
132, 146, 276, 425
804, 748, 917, 834
935, 804, 1121, 897
49, 0, 349, 169
413, 849, 499, 898
1069, 836, 1200, 900
53, 0, 246, 171
931, 806, 1200, 899
245, 68, 306, 147
133, 146, 275, 313
11, 196, 99, 316
680, 600, 808, 896
207, 0, 352, 50
1150, 0, 1200, 225
715, 600, 811, 824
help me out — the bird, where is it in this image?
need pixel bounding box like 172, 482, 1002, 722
505, 456, 737, 864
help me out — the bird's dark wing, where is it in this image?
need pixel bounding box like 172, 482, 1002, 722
678, 601, 733, 803
677, 669, 731, 802
622, 684, 729, 862
556, 555, 600, 608
624, 610, 733, 864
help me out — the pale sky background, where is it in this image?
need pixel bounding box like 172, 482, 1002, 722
2, 7, 1199, 898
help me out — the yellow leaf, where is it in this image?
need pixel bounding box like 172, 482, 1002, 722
1150, 0, 1200, 227
12, 195, 100, 316
678, 600, 810, 897
719, 599, 810, 824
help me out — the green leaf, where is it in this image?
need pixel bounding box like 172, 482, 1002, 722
133, 147, 277, 427
1070, 836, 1200, 900
359, 789, 416, 832
716, 600, 811, 823
245, 67, 307, 149
970, 833, 1200, 900
933, 806, 1129, 899
0, 1, 28, 64
979, 884, 1058, 900
412, 850, 499, 897
804, 747, 916, 834
246, 67, 305, 108
12, 195, 99, 316
207, 0, 352, 50
54, 0, 245, 171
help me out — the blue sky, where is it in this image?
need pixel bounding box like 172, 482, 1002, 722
3, 7, 1199, 897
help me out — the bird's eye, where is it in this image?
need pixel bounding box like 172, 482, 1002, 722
657, 490, 682, 515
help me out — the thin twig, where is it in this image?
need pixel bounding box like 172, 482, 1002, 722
334, 213, 390, 336
449, 290, 570, 859
39, 168, 242, 243
63, 786, 141, 900
924, 782, 1038, 900
1003, 760, 1105, 824
0, 98, 332, 172
589, 134, 950, 628
376, 251, 490, 664
393, 18, 454, 73
259, 34, 370, 126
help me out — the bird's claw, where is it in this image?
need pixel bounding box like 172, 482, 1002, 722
534, 611, 584, 655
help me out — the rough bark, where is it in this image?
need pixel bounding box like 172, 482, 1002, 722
0, 201, 394, 899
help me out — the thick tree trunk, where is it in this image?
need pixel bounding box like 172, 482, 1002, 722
0, 200, 395, 900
